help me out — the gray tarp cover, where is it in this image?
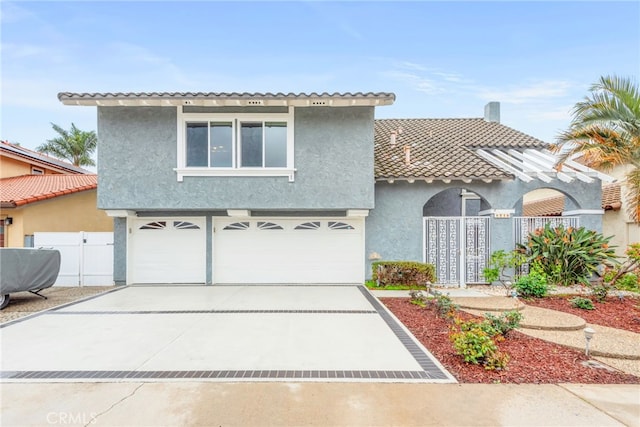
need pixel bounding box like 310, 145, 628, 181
0, 248, 61, 294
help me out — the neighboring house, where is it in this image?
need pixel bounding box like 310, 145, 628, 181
0, 141, 113, 247
524, 165, 639, 257
58, 92, 611, 287
0, 140, 90, 178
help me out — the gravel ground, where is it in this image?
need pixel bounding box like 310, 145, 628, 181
467, 283, 594, 297
0, 286, 116, 323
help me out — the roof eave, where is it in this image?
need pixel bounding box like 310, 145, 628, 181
374, 176, 513, 184
58, 92, 396, 107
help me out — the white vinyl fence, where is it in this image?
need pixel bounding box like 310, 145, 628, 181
34, 232, 114, 286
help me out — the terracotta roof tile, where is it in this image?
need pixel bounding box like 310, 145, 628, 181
523, 196, 565, 217
374, 118, 547, 180
602, 182, 622, 208
0, 174, 97, 207
523, 183, 621, 216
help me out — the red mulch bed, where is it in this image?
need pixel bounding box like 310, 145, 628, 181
525, 295, 640, 333
381, 298, 640, 384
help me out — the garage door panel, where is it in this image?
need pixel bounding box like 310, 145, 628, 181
130, 218, 205, 284
214, 219, 363, 284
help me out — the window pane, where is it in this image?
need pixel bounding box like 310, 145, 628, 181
241, 122, 263, 167
210, 122, 233, 167
265, 122, 287, 167
186, 122, 208, 167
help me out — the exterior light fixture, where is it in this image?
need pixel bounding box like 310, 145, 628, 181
584, 327, 595, 357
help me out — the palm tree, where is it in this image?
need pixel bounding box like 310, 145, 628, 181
36, 123, 97, 167
552, 75, 640, 222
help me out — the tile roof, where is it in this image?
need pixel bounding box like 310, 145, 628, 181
374, 118, 548, 181
58, 92, 396, 107
1, 140, 90, 174
0, 174, 97, 208
522, 183, 621, 216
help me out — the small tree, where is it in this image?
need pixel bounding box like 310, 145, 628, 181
483, 250, 526, 295
604, 243, 640, 288
36, 123, 97, 167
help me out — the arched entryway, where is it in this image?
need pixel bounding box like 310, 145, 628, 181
515, 188, 581, 248
423, 188, 492, 287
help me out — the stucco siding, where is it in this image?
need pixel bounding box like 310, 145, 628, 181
0, 154, 79, 178
1, 157, 33, 178
113, 217, 126, 285
366, 179, 604, 279
97, 106, 375, 210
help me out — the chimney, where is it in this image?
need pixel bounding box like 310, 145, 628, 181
390, 131, 397, 145
484, 101, 500, 123
404, 145, 411, 165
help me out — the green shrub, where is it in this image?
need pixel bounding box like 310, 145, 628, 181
570, 297, 595, 310
518, 224, 617, 287
409, 290, 427, 307
450, 321, 497, 364
483, 310, 523, 337
483, 250, 527, 289
428, 290, 459, 319
590, 285, 610, 303
615, 273, 640, 292
513, 264, 548, 298
602, 243, 640, 293
449, 320, 509, 370
372, 261, 436, 287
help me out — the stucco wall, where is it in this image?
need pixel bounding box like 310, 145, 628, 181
113, 217, 126, 285
0, 156, 67, 178
366, 179, 604, 279
1, 157, 32, 178
3, 190, 112, 247
97, 106, 375, 211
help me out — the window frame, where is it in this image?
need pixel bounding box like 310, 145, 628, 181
175, 107, 295, 182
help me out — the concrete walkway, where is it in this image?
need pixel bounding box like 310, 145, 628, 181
2, 382, 639, 426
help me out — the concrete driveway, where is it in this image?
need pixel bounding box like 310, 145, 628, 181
0, 285, 455, 383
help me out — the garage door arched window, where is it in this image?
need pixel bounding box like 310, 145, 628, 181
173, 221, 201, 230
139, 221, 166, 230
257, 221, 283, 230
223, 222, 250, 230
294, 222, 321, 230
328, 221, 354, 230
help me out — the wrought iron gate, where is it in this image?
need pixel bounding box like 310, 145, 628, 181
424, 217, 490, 286
513, 216, 579, 248
513, 216, 579, 275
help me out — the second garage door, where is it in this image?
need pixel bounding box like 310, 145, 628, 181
129, 218, 206, 284
214, 218, 364, 284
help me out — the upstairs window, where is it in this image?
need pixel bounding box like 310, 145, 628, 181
176, 109, 294, 181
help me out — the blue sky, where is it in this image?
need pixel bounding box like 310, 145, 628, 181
2, 1, 639, 154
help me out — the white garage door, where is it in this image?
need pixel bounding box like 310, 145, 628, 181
129, 218, 206, 284
214, 218, 364, 284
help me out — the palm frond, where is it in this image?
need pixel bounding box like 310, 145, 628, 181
554, 75, 640, 223
35, 122, 97, 167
